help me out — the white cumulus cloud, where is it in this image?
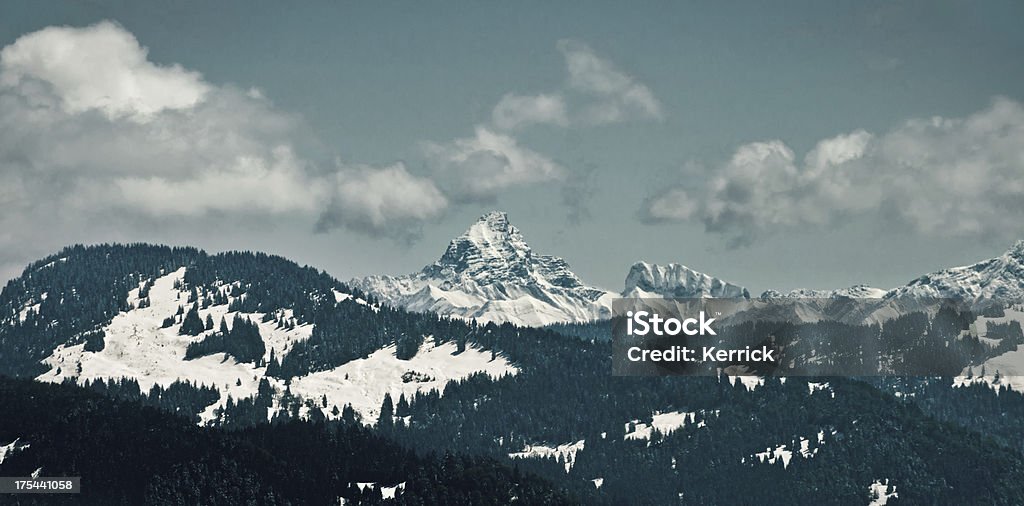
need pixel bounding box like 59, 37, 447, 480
0, 21, 452, 280
0, 20, 209, 121
642, 98, 1024, 245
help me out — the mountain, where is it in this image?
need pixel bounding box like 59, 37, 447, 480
0, 245, 518, 426
759, 285, 888, 299
887, 240, 1024, 304
622, 261, 750, 299
757, 241, 1024, 305
353, 212, 756, 327
352, 211, 616, 326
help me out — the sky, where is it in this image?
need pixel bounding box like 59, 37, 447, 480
1, 0, 1023, 294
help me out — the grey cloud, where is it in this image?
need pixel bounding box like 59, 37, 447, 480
489, 39, 664, 131
557, 39, 664, 126
642, 98, 1024, 246
0, 20, 454, 278
422, 126, 565, 202
315, 163, 448, 241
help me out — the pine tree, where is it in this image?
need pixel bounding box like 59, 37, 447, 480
396, 394, 410, 417
379, 393, 394, 429
179, 303, 205, 336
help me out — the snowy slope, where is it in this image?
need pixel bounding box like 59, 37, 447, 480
289, 338, 515, 425
887, 240, 1024, 303
36, 268, 516, 425
352, 211, 616, 326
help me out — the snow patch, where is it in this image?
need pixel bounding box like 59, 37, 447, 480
747, 429, 833, 469
0, 437, 29, 465
508, 440, 585, 473
868, 479, 898, 505
624, 411, 699, 441
808, 381, 835, 398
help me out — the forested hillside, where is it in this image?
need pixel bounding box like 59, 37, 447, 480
0, 377, 570, 505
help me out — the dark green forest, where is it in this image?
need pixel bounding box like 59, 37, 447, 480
0, 377, 570, 505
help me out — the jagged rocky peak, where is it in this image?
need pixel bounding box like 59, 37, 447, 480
351, 211, 611, 326
623, 261, 750, 299
1010, 239, 1024, 259
433, 212, 529, 278
424, 211, 583, 289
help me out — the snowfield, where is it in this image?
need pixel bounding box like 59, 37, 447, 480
36, 267, 518, 425
954, 307, 1024, 392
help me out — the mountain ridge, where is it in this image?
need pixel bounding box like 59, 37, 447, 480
353, 211, 1024, 326
351, 211, 749, 326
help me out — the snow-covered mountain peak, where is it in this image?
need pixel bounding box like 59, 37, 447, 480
429, 211, 552, 287
352, 211, 611, 326
441, 212, 527, 267
886, 240, 1024, 302
623, 261, 750, 299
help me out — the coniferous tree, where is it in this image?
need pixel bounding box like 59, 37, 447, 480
378, 393, 394, 429
179, 303, 205, 336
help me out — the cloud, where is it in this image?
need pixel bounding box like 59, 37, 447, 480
557, 39, 663, 125
315, 163, 448, 240
423, 126, 565, 201
488, 40, 662, 132
0, 33, 318, 224
113, 145, 322, 217
466, 39, 661, 220
0, 20, 209, 121
643, 188, 699, 222
641, 98, 1024, 245
491, 93, 568, 130
0, 21, 452, 280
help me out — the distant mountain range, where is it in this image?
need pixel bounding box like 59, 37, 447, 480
353, 211, 1024, 326
351, 211, 751, 326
